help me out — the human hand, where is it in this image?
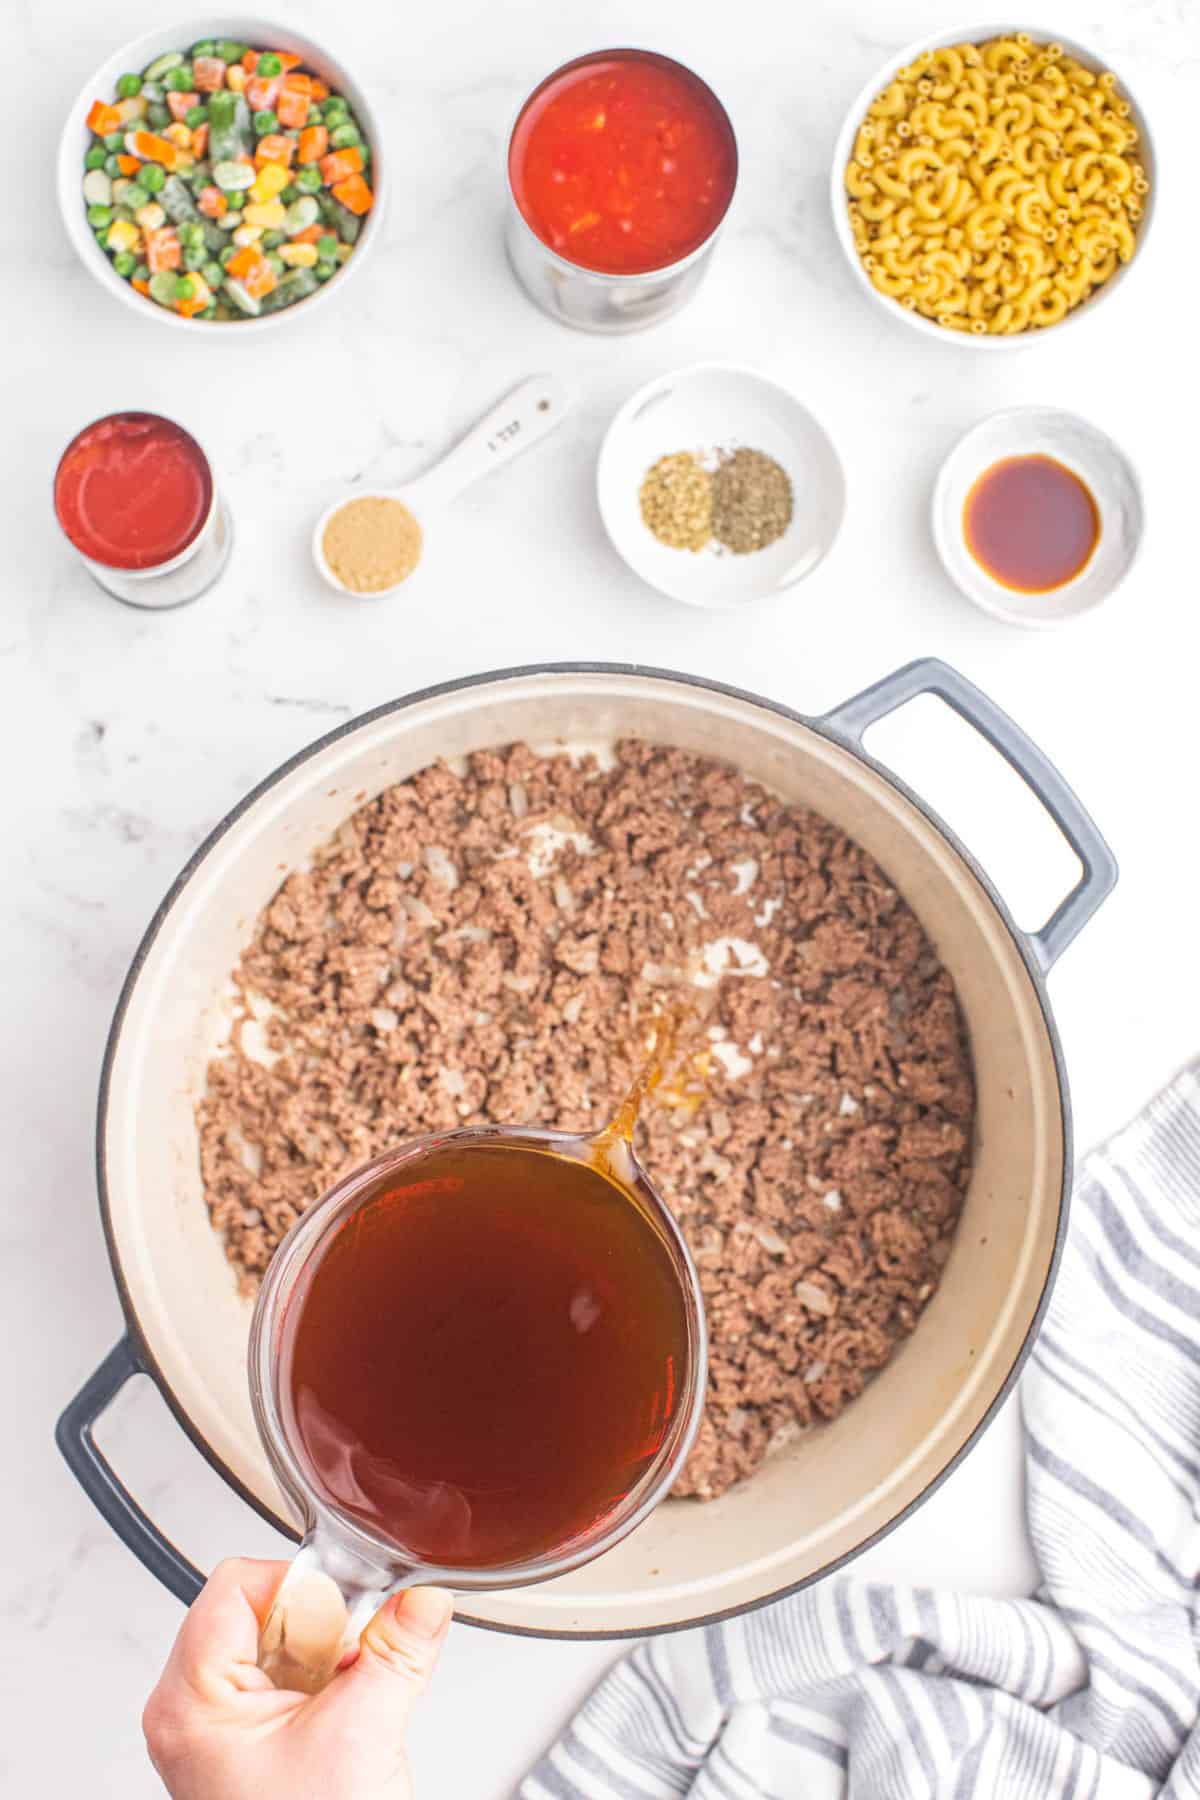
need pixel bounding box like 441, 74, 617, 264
142, 1559, 453, 1799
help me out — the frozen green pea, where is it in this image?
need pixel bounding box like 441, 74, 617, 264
175, 274, 196, 299
317, 232, 338, 258
147, 103, 171, 129
216, 40, 249, 64
125, 183, 150, 211
294, 166, 321, 194
85, 146, 107, 170
201, 259, 225, 287
185, 105, 207, 128
329, 123, 361, 149
165, 64, 195, 91
307, 104, 323, 126
104, 130, 126, 150
103, 153, 123, 178
140, 163, 166, 192
254, 109, 278, 135
262, 228, 286, 249
116, 73, 142, 99
190, 39, 217, 57
315, 259, 337, 281
256, 52, 282, 77
266, 251, 285, 275
87, 203, 113, 228
322, 98, 348, 122
219, 244, 238, 267
112, 250, 136, 276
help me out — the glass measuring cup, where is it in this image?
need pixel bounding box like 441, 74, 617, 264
249, 1120, 707, 1692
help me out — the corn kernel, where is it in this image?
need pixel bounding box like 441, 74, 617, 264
335, 241, 353, 263
243, 200, 287, 228
117, 95, 148, 124
106, 218, 142, 254
249, 163, 289, 203
164, 122, 193, 150
135, 202, 166, 232
278, 241, 318, 267
226, 63, 248, 92
232, 224, 264, 247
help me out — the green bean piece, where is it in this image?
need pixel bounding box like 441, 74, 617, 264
278, 183, 297, 204
307, 104, 323, 126
200, 303, 218, 319
221, 277, 262, 316
86, 203, 113, 228
325, 198, 361, 243
147, 103, 171, 129
329, 123, 361, 149
208, 90, 253, 162
140, 163, 166, 192
125, 184, 150, 211
219, 244, 238, 267
254, 109, 278, 135
185, 105, 207, 128
315, 258, 337, 281
322, 98, 349, 122
294, 166, 321, 194
259, 265, 320, 311
116, 73, 142, 99
262, 228, 286, 250
112, 250, 136, 276
148, 270, 178, 305
161, 176, 200, 224
142, 50, 183, 82
202, 220, 228, 253
165, 65, 195, 92
104, 130, 126, 150
256, 52, 283, 77
183, 245, 206, 271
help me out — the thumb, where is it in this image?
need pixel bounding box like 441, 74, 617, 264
333, 1587, 454, 1728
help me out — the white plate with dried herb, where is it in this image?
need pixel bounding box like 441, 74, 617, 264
597, 363, 846, 608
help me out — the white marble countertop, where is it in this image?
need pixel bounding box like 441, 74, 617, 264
6, 0, 1199, 1792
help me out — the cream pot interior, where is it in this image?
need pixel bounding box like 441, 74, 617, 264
100, 667, 1066, 1635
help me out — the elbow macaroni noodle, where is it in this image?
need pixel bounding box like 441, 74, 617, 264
844, 37, 1147, 334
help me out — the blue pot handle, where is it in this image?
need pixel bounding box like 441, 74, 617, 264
821, 658, 1117, 972
56, 1336, 205, 1606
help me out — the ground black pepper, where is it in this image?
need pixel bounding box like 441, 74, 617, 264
711, 448, 793, 554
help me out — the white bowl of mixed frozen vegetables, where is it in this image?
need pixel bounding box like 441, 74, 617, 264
58, 19, 384, 328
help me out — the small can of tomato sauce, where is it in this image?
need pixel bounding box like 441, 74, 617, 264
506, 48, 738, 333
53, 412, 232, 608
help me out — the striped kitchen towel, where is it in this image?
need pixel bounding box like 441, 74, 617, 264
521, 1064, 1200, 1799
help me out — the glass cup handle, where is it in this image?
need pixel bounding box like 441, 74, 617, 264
258, 1528, 397, 1694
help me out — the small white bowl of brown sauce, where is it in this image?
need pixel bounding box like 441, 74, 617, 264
932, 405, 1144, 627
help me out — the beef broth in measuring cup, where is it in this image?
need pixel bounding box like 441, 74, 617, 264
250, 1092, 706, 1692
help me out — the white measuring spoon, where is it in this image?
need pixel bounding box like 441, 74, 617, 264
312, 372, 571, 597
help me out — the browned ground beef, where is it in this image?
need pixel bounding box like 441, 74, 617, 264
198, 740, 974, 1500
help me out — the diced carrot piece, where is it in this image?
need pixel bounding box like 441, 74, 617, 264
224, 245, 260, 278
116, 153, 141, 176
254, 133, 295, 167
281, 70, 312, 94
145, 227, 182, 272
191, 123, 209, 157
193, 55, 226, 92
131, 130, 180, 168
246, 76, 280, 112
242, 49, 259, 72
275, 87, 309, 128
298, 124, 328, 164
87, 100, 122, 135
320, 146, 363, 185
332, 172, 374, 215
176, 296, 207, 318
198, 184, 228, 218
241, 256, 278, 299
308, 79, 330, 101
132, 277, 151, 296
275, 52, 303, 71
167, 91, 199, 122
290, 222, 324, 244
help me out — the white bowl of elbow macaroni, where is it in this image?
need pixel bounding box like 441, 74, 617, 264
829, 24, 1156, 346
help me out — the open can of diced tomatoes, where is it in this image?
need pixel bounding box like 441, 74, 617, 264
505, 48, 739, 334
53, 411, 233, 609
